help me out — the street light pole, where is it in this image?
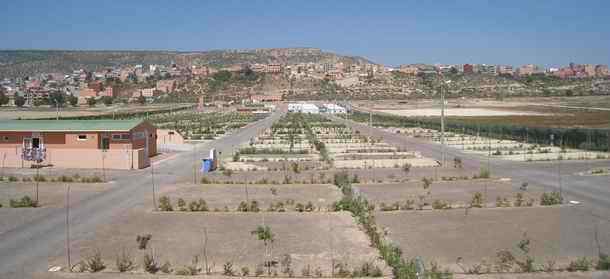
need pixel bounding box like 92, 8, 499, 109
151, 159, 157, 211
54, 99, 60, 120
440, 84, 445, 166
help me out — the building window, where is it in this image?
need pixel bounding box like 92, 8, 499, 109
112, 134, 130, 140
77, 135, 88, 141
133, 132, 145, 140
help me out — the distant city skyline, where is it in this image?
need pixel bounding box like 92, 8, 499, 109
1, 0, 609, 67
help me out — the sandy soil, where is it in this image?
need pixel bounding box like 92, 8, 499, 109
0, 182, 113, 208
375, 206, 610, 272
157, 183, 343, 211
356, 179, 543, 209
378, 108, 548, 117
47, 212, 389, 276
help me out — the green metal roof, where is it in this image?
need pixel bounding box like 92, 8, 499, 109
0, 119, 146, 132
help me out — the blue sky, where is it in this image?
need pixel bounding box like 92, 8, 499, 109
1, 0, 609, 67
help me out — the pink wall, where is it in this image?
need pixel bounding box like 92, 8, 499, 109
0, 147, 149, 170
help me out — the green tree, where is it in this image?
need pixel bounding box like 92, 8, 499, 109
87, 97, 97, 107
102, 96, 113, 106
48, 92, 66, 107
0, 91, 9, 106
251, 225, 275, 275
68, 95, 78, 107
14, 96, 26, 107
137, 95, 146, 105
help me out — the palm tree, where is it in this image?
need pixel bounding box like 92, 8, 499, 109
251, 225, 275, 274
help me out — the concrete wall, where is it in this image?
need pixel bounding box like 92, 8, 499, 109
131, 122, 157, 156
0, 147, 149, 170
156, 129, 185, 145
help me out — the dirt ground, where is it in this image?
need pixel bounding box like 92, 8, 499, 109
47, 212, 389, 276
0, 182, 113, 208
454, 271, 610, 279
204, 166, 475, 185
0, 104, 191, 120
356, 179, 544, 209
378, 108, 548, 117
157, 183, 343, 211
375, 206, 610, 272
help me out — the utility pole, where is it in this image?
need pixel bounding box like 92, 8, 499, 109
54, 99, 60, 120
35, 166, 39, 204
151, 159, 157, 211
193, 144, 197, 184
65, 184, 71, 271
440, 85, 445, 166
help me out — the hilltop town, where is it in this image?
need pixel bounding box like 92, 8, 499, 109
0, 48, 609, 109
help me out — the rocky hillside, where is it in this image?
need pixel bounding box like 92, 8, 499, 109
0, 48, 373, 78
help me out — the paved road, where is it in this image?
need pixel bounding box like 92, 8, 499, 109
331, 115, 610, 220
0, 111, 283, 278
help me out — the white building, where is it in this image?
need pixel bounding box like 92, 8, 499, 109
288, 103, 319, 114
322, 103, 346, 114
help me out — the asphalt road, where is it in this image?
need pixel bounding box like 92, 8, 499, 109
0, 110, 283, 278
330, 115, 610, 221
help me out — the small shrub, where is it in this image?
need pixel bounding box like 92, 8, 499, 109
540, 192, 563, 206
471, 192, 484, 208
22, 177, 32, 182
351, 174, 360, 183
597, 253, 610, 270
314, 266, 323, 277
542, 260, 556, 272
567, 257, 593, 272
432, 200, 451, 210
200, 177, 212, 184
33, 174, 46, 182
86, 250, 106, 272
189, 199, 209, 211
59, 175, 74, 182
305, 201, 315, 212
402, 163, 412, 173
400, 200, 415, 210
175, 266, 197, 275
160, 261, 173, 274
422, 177, 432, 189
495, 249, 516, 272
177, 198, 187, 211
231, 266, 244, 276
8, 176, 18, 182
223, 261, 235, 276
158, 196, 173, 211
223, 168, 234, 177
514, 193, 525, 207
295, 203, 304, 212
333, 262, 351, 278
495, 196, 511, 207
136, 234, 152, 250
115, 249, 134, 272
291, 162, 300, 173
280, 254, 293, 277
352, 262, 383, 277
10, 195, 38, 208
143, 253, 160, 274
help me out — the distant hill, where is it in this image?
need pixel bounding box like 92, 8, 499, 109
0, 48, 374, 78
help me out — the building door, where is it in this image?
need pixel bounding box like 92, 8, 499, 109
101, 137, 110, 150
23, 138, 32, 149
32, 138, 40, 148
